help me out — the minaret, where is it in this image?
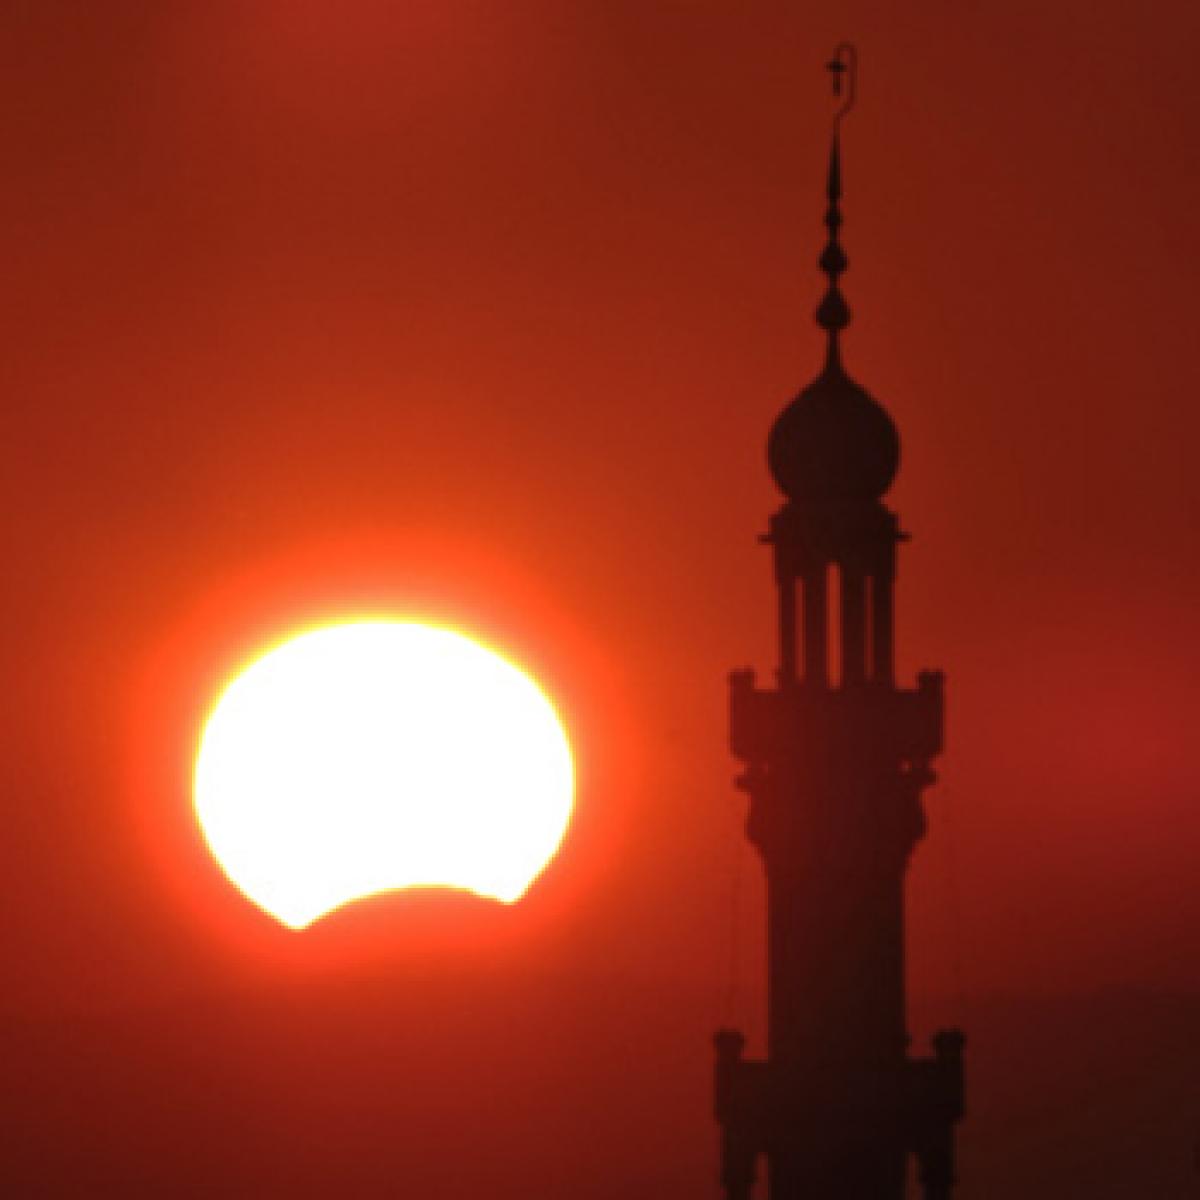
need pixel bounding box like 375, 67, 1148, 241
713, 46, 965, 1200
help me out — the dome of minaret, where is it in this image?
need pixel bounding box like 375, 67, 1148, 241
767, 356, 899, 501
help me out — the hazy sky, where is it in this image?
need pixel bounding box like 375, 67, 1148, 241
3, 2, 1197, 1194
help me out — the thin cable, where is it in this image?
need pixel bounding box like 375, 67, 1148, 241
720, 836, 745, 1025
939, 783, 971, 1027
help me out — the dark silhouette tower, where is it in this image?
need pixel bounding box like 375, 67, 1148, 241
713, 47, 965, 1199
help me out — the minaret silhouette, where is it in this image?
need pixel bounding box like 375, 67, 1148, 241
713, 46, 965, 1199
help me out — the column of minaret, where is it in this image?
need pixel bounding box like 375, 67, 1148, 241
713, 45, 965, 1199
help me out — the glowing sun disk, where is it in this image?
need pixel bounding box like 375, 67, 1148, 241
193, 621, 574, 929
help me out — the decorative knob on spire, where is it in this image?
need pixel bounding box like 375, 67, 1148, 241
816, 44, 854, 358
766, 44, 901, 504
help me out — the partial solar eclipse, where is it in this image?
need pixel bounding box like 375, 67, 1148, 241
193, 621, 574, 929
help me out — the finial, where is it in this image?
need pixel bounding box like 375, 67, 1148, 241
816, 44, 858, 370
826, 43, 857, 130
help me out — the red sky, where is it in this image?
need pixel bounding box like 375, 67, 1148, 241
2, 1, 1198, 1195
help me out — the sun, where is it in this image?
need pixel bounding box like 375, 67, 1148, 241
193, 621, 574, 929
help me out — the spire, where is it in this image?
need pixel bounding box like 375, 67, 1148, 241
765, 44, 900, 505
816, 45, 857, 371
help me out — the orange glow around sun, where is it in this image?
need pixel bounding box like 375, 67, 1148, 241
193, 621, 575, 930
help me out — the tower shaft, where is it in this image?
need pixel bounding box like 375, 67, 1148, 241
720, 501, 949, 1198
711, 46, 964, 1199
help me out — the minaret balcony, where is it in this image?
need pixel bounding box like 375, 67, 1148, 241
728, 667, 943, 772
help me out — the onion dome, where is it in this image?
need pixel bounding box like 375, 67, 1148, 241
768, 355, 899, 502
767, 52, 900, 503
